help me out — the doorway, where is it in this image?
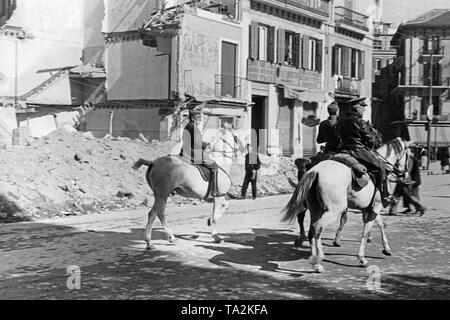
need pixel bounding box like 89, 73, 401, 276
278, 102, 294, 156
251, 95, 268, 154
303, 102, 317, 157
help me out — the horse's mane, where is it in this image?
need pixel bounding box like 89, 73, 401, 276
384, 138, 404, 159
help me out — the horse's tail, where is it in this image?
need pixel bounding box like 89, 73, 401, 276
281, 170, 318, 224
132, 159, 154, 171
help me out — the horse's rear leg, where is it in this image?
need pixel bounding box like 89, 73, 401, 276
156, 201, 176, 243
358, 210, 377, 267
145, 197, 166, 250
333, 210, 348, 247
295, 210, 308, 247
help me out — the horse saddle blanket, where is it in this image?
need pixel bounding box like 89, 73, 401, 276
331, 153, 369, 189
173, 156, 210, 182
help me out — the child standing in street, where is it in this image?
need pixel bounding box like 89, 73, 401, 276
241, 144, 261, 200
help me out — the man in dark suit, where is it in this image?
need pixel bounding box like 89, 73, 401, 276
241, 144, 261, 200
182, 109, 219, 197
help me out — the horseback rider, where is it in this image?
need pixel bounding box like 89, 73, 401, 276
336, 97, 396, 207
182, 108, 219, 197
296, 102, 340, 181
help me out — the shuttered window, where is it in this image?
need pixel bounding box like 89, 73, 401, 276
277, 28, 285, 63
293, 33, 301, 67
315, 40, 323, 72
358, 50, 365, 79
267, 26, 275, 62
302, 35, 310, 69
258, 26, 268, 61
342, 47, 350, 77
250, 22, 259, 59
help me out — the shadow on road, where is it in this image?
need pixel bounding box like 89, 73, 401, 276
0, 222, 449, 300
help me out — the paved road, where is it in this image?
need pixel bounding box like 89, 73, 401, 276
0, 174, 449, 300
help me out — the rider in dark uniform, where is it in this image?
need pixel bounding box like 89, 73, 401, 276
336, 97, 396, 207
296, 102, 340, 181
182, 109, 219, 197
316, 102, 340, 154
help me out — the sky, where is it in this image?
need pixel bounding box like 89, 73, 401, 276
378, 0, 450, 27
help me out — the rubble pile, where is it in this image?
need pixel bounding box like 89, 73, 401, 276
0, 128, 298, 222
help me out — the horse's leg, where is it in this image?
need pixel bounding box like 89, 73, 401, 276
357, 210, 377, 267
333, 210, 348, 247
156, 200, 176, 244
145, 197, 165, 250
308, 222, 321, 272
375, 214, 392, 256
211, 196, 227, 244
295, 210, 308, 247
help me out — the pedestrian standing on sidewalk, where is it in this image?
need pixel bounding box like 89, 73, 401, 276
241, 144, 261, 200
440, 147, 450, 174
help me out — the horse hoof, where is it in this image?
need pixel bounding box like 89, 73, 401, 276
146, 244, 156, 251
333, 241, 341, 247
207, 218, 212, 227
294, 239, 304, 247
359, 259, 369, 267
315, 265, 325, 273
382, 249, 392, 256
213, 236, 223, 244
169, 237, 177, 244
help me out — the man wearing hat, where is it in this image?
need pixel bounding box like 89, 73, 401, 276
336, 97, 395, 207
317, 102, 340, 154
295, 102, 340, 182
182, 108, 219, 197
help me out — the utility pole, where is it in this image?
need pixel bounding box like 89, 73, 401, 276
14, 37, 18, 108
426, 52, 433, 170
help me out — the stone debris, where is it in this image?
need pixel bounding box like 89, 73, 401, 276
0, 128, 298, 222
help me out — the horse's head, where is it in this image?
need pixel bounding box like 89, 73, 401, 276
377, 137, 411, 173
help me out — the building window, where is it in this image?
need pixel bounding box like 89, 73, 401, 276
250, 22, 274, 62
374, 58, 382, 71
284, 32, 294, 64
220, 117, 235, 129
374, 40, 382, 50
351, 49, 358, 78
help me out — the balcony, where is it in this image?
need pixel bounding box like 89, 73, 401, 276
215, 75, 249, 100
334, 76, 361, 96
418, 46, 445, 64
334, 6, 369, 32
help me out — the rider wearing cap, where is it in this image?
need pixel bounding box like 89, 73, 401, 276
182, 108, 219, 197
336, 97, 396, 207
296, 102, 340, 182
317, 102, 340, 154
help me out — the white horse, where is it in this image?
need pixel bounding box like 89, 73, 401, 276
282, 138, 411, 272
133, 125, 245, 249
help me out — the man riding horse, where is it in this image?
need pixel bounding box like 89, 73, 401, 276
181, 108, 220, 197
336, 97, 400, 207
296, 102, 340, 181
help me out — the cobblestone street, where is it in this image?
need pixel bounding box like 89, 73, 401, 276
0, 172, 449, 300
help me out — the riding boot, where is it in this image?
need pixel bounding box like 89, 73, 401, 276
381, 177, 396, 207
210, 168, 219, 197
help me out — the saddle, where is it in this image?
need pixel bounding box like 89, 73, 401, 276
174, 156, 210, 182
331, 153, 370, 189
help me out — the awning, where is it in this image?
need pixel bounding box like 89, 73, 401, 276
281, 85, 328, 103
408, 125, 450, 147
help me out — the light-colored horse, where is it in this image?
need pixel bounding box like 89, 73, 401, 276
132, 129, 245, 250
282, 138, 411, 272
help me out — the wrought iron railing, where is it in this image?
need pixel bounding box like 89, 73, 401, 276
335, 76, 361, 95
215, 75, 248, 100
419, 46, 445, 55
399, 76, 450, 86
334, 6, 369, 32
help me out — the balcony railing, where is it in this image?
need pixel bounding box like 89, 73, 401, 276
334, 6, 369, 32
419, 46, 445, 56
335, 76, 361, 95
215, 75, 248, 100
398, 76, 450, 87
